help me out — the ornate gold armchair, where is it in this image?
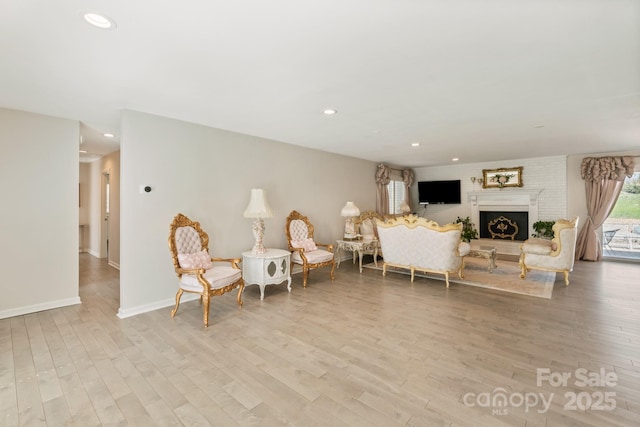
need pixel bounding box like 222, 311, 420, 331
354, 210, 385, 260
168, 213, 244, 326
519, 217, 579, 286
285, 210, 336, 287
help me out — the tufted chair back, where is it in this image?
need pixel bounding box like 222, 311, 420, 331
289, 219, 311, 241
175, 226, 205, 254
168, 214, 210, 275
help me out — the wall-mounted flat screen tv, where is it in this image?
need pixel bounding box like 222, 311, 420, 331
418, 180, 461, 204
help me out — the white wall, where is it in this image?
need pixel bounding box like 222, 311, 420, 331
118, 111, 377, 317
0, 108, 80, 318
412, 156, 569, 226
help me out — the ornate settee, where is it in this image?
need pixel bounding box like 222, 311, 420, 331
375, 215, 471, 287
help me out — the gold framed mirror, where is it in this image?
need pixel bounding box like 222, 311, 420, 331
482, 166, 523, 189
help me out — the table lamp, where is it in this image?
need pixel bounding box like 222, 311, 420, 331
340, 201, 360, 240
244, 189, 273, 254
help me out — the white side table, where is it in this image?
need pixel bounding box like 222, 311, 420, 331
336, 239, 380, 273
242, 249, 292, 300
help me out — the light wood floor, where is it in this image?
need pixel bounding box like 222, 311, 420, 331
2, 254, 640, 426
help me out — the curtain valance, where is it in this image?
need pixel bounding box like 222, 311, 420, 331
581, 156, 635, 182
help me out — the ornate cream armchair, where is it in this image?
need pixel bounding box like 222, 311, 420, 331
285, 210, 336, 287
519, 217, 579, 286
168, 213, 244, 327
375, 215, 471, 287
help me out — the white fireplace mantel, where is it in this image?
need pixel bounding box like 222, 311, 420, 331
467, 189, 543, 238
467, 189, 543, 206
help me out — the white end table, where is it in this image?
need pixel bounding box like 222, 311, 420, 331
242, 249, 292, 300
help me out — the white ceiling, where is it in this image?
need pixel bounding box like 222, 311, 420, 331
2, 1, 639, 167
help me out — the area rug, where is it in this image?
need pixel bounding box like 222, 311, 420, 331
363, 257, 555, 299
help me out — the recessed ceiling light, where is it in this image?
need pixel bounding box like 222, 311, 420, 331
534, 124, 545, 128
84, 13, 116, 30
79, 150, 88, 154
104, 133, 115, 138
323, 109, 337, 115
452, 158, 459, 162
411, 143, 420, 147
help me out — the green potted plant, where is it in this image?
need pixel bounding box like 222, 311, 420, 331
532, 220, 555, 239
455, 216, 479, 242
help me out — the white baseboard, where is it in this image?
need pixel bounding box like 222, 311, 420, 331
86, 249, 100, 257
117, 293, 199, 319
0, 297, 82, 320
108, 260, 120, 270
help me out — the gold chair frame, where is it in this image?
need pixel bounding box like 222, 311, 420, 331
284, 210, 336, 287
168, 213, 244, 326
354, 210, 386, 259
354, 211, 386, 234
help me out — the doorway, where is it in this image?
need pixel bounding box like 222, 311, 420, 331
101, 171, 110, 259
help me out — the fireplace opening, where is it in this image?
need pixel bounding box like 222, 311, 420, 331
479, 211, 529, 241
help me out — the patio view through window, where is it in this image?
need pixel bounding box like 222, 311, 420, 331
603, 172, 640, 261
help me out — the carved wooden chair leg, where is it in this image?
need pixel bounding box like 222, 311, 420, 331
564, 271, 570, 286
171, 289, 183, 318
236, 281, 244, 305
202, 294, 211, 327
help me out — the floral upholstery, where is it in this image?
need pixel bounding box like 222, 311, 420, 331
520, 217, 579, 286
285, 210, 336, 287
290, 238, 318, 252
178, 249, 213, 270
375, 215, 469, 287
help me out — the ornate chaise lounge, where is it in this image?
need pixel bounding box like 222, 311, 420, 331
375, 215, 471, 287
519, 217, 579, 286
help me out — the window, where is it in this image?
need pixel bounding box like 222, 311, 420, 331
387, 180, 405, 215
602, 171, 640, 261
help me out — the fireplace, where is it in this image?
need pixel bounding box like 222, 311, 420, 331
467, 189, 542, 247
479, 210, 529, 241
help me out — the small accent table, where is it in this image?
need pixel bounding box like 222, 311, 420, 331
336, 239, 380, 273
467, 246, 497, 273
242, 249, 292, 300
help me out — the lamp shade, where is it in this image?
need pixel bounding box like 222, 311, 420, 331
340, 201, 360, 217
243, 189, 273, 218
400, 201, 411, 213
